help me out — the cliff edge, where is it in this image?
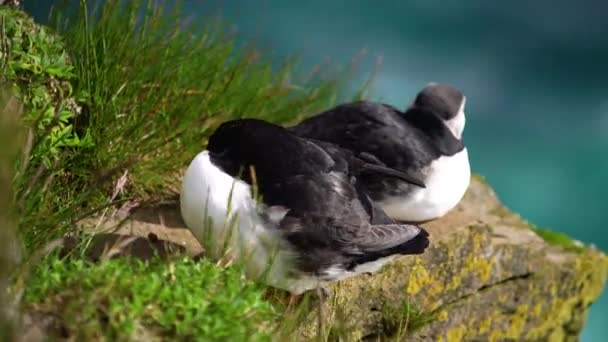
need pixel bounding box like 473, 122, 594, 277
76, 175, 608, 341
291, 175, 608, 341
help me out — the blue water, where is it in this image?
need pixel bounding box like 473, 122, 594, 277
26, 0, 608, 339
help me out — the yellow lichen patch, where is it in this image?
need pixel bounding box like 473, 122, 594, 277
549, 283, 558, 296
461, 253, 494, 284
575, 250, 608, 303
446, 276, 462, 291
477, 316, 492, 335
525, 297, 572, 339
531, 303, 543, 318
476, 256, 494, 282
498, 293, 508, 303
524, 250, 608, 340
480, 304, 530, 341
489, 329, 502, 342
547, 328, 565, 342
470, 229, 484, 250
446, 325, 466, 342
295, 184, 608, 342
458, 229, 495, 284
406, 260, 431, 296
437, 309, 449, 322
505, 304, 529, 337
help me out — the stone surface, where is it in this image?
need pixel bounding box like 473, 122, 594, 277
80, 175, 608, 341
294, 176, 608, 341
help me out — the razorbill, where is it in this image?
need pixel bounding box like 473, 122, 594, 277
180, 119, 429, 295
290, 82, 470, 222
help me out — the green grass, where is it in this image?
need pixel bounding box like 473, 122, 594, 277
24, 253, 277, 340
0, 0, 357, 339
0, 80, 23, 342
380, 297, 436, 339
3, 0, 342, 251
529, 225, 585, 254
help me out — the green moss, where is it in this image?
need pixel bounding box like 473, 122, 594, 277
529, 225, 585, 254
24, 253, 277, 340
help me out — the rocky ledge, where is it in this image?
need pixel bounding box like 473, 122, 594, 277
293, 175, 608, 341
73, 175, 607, 341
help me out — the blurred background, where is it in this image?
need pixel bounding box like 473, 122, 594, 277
25, 0, 608, 340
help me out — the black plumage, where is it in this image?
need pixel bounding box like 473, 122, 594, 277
206, 118, 429, 278
289, 84, 466, 201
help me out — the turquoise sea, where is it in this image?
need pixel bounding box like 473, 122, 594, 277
26, 1, 608, 340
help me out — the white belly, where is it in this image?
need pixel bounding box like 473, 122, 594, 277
381, 148, 471, 222
180, 151, 323, 294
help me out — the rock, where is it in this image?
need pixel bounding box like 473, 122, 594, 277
293, 175, 608, 341
76, 175, 607, 341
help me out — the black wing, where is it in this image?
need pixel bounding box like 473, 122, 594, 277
313, 138, 426, 188
290, 100, 461, 171
277, 205, 430, 273
208, 119, 430, 269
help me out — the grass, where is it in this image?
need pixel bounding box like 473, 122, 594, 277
0, 80, 23, 342
3, 0, 342, 252
529, 224, 585, 254
380, 297, 436, 340
24, 252, 277, 340
1, 0, 357, 340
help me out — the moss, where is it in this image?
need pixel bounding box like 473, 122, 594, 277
24, 254, 277, 340
529, 225, 585, 254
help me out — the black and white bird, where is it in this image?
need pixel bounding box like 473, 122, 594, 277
290, 82, 470, 223
180, 119, 429, 295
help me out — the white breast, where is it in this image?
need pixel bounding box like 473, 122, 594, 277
180, 151, 320, 294
381, 148, 471, 222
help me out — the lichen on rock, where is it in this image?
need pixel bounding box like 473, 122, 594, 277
290, 176, 608, 341
67, 176, 607, 341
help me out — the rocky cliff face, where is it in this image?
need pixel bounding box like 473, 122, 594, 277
292, 175, 608, 341
85, 175, 608, 341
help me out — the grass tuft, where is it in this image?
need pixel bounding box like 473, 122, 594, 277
380, 298, 436, 339
24, 253, 277, 340
3, 0, 341, 251
0, 76, 24, 342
